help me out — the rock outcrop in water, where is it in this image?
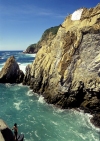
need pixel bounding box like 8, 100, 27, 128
0, 119, 14, 141
0, 56, 24, 83
23, 26, 60, 54
23, 4, 100, 127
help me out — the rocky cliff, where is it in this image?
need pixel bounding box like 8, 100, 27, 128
23, 4, 100, 126
0, 56, 24, 83
24, 26, 60, 54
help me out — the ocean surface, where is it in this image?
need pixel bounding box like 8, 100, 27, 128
0, 51, 100, 141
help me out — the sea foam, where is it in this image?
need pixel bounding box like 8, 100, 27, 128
19, 63, 29, 73
24, 53, 36, 58
26, 90, 33, 96
38, 95, 45, 104
13, 100, 22, 110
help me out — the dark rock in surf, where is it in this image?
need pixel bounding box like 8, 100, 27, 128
90, 114, 100, 128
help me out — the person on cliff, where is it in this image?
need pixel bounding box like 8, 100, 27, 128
12, 123, 18, 141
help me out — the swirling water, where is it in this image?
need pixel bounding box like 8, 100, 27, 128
0, 51, 100, 141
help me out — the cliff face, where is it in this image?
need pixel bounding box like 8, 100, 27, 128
24, 26, 60, 54
0, 56, 24, 83
23, 4, 100, 114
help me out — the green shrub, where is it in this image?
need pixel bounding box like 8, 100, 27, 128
41, 25, 60, 40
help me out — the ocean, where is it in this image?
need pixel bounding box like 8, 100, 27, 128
0, 51, 100, 141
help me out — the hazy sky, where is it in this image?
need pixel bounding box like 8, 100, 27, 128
0, 0, 100, 51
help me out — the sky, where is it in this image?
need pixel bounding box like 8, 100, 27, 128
0, 0, 100, 51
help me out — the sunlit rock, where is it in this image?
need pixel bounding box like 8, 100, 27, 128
23, 4, 100, 125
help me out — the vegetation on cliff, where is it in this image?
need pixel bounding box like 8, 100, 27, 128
24, 25, 60, 54
41, 25, 60, 40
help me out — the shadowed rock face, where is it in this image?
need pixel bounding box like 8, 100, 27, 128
0, 56, 24, 83
23, 4, 100, 126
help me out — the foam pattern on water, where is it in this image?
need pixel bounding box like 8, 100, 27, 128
0, 51, 100, 141
0, 83, 100, 141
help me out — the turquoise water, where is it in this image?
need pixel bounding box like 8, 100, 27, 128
0, 83, 100, 141
0, 51, 100, 141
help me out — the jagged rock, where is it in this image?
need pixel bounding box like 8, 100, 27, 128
0, 119, 14, 141
0, 56, 24, 83
23, 64, 32, 85
23, 4, 100, 126
90, 114, 100, 128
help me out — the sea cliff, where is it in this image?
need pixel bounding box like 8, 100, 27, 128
23, 4, 100, 126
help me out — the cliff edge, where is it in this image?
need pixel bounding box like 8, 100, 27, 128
23, 26, 60, 54
23, 4, 100, 126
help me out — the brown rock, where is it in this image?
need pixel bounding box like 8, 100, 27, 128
0, 119, 14, 141
23, 4, 100, 115
0, 56, 24, 83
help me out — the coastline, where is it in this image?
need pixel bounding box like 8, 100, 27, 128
0, 51, 100, 130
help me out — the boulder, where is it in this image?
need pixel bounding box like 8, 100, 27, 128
0, 119, 14, 141
0, 56, 24, 83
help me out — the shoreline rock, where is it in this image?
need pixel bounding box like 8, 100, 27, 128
0, 119, 14, 141
0, 56, 24, 83
90, 114, 100, 128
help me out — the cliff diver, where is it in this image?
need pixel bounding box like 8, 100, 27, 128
12, 123, 18, 141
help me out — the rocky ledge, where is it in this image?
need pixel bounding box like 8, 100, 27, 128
0, 56, 24, 83
23, 4, 100, 127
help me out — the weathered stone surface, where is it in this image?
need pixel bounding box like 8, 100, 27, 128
0, 56, 24, 83
0, 119, 14, 141
23, 4, 100, 126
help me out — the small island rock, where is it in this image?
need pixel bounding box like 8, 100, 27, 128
0, 56, 24, 83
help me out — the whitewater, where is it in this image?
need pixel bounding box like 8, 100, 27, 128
0, 51, 100, 141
